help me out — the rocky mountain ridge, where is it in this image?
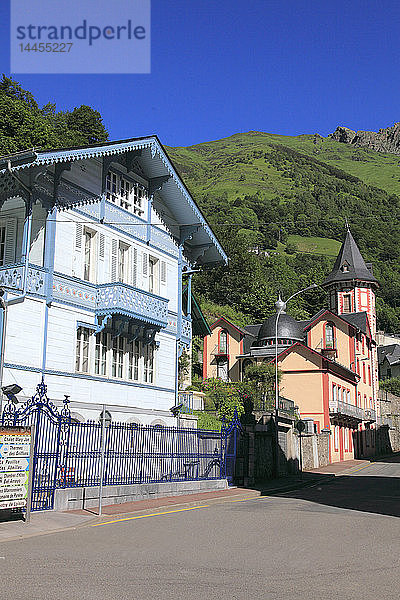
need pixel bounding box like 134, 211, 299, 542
329, 122, 400, 154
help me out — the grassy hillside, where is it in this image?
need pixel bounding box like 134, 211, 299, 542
285, 235, 341, 257
168, 131, 400, 199
167, 132, 400, 331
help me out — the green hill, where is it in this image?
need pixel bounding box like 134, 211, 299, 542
167, 132, 400, 331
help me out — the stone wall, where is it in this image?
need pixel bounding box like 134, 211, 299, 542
299, 432, 330, 471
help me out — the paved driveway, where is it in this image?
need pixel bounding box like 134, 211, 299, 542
1, 457, 400, 600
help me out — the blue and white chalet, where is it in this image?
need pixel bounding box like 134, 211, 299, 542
0, 137, 226, 424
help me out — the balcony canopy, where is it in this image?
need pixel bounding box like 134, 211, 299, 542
0, 136, 227, 267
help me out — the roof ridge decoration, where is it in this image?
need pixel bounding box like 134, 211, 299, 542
322, 229, 378, 287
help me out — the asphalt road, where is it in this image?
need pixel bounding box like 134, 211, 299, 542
1, 458, 400, 600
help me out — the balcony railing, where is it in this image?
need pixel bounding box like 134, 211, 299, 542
1, 265, 171, 329
364, 408, 377, 422
0, 263, 47, 296
329, 400, 364, 421
96, 283, 169, 328
181, 316, 192, 343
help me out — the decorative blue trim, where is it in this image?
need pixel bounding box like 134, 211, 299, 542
77, 320, 97, 331
4, 362, 175, 393
3, 136, 227, 262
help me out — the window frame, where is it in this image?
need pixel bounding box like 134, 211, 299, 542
106, 171, 146, 218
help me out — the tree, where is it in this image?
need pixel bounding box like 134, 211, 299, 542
0, 75, 109, 155
201, 378, 244, 421
244, 362, 281, 411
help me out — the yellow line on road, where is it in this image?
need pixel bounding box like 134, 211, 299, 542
92, 505, 210, 527
346, 463, 373, 474
229, 495, 267, 502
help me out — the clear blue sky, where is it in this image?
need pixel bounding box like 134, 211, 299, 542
1, 0, 400, 147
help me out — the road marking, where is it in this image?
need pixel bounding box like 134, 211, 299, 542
92, 505, 210, 527
229, 495, 267, 503
347, 464, 374, 474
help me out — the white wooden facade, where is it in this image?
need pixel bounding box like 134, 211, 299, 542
0, 137, 226, 424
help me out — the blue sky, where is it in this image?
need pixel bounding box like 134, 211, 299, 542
1, 0, 400, 147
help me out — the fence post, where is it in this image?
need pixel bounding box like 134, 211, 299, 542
98, 405, 106, 516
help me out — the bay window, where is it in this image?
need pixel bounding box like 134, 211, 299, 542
76, 327, 156, 384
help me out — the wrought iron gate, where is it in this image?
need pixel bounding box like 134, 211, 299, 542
222, 409, 248, 484
1, 380, 71, 511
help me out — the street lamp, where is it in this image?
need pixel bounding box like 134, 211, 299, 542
274, 283, 318, 477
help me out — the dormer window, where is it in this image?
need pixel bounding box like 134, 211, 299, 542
106, 171, 146, 217
340, 262, 350, 273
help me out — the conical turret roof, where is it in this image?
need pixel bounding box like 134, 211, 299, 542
323, 230, 378, 287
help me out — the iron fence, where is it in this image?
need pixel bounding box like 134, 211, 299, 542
1, 380, 237, 511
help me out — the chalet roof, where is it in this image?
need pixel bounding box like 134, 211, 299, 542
341, 312, 370, 337
322, 230, 378, 287
0, 136, 227, 266
210, 316, 250, 336
378, 344, 400, 366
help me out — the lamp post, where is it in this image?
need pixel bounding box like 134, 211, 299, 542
274, 283, 318, 478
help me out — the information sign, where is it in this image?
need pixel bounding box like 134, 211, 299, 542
0, 427, 32, 513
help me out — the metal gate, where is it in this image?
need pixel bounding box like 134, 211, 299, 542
1, 380, 71, 511
222, 408, 248, 484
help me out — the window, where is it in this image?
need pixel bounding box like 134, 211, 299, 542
95, 332, 107, 376
347, 389, 351, 404
0, 225, 6, 265
144, 344, 154, 383
106, 171, 145, 217
368, 365, 371, 386
112, 336, 124, 378
325, 323, 335, 349
334, 426, 339, 451
83, 229, 96, 282
341, 262, 349, 273
217, 358, 228, 381
363, 362, 366, 383
332, 384, 337, 402
76, 327, 90, 373
118, 241, 129, 283
0, 218, 17, 266
219, 330, 228, 354
127, 340, 140, 381
343, 294, 352, 313
344, 428, 349, 451
148, 256, 159, 294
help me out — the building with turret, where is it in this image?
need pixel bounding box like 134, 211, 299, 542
203, 229, 379, 462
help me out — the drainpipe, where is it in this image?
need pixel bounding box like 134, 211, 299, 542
6, 161, 32, 306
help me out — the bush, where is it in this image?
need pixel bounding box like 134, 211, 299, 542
380, 377, 400, 397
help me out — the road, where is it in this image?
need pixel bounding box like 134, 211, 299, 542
1, 457, 400, 600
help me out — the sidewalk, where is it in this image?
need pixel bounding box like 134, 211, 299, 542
0, 458, 373, 543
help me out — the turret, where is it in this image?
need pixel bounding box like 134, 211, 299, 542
322, 228, 379, 339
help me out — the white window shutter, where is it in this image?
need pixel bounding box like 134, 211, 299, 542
97, 233, 105, 283
160, 260, 167, 285
142, 252, 148, 276
111, 239, 118, 282
72, 223, 83, 278
99, 233, 105, 259
132, 247, 138, 287
75, 223, 82, 249
4, 218, 17, 265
